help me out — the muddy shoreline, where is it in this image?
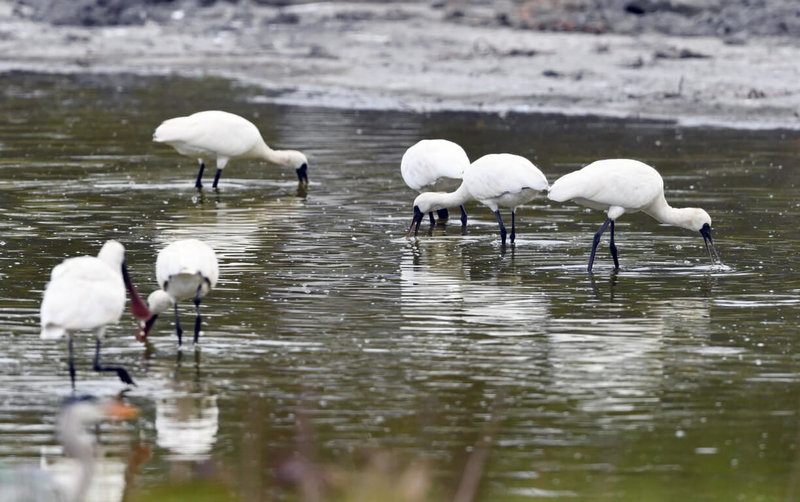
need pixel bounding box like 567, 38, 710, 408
2, 1, 799, 129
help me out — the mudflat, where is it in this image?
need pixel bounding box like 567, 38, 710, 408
2, 1, 799, 129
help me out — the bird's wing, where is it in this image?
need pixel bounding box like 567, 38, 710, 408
548, 159, 662, 211
41, 260, 126, 334
466, 154, 548, 202
156, 240, 219, 288
50, 256, 116, 282
401, 140, 468, 189
153, 111, 262, 158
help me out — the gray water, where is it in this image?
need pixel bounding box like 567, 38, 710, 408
1, 72, 800, 501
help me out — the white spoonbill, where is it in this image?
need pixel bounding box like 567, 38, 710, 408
547, 158, 721, 271
139, 239, 219, 346
401, 139, 470, 226
40, 240, 152, 389
153, 110, 309, 189
408, 153, 548, 246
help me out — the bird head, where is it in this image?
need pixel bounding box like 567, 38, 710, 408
699, 221, 722, 266
282, 150, 309, 185
411, 192, 443, 215
683, 208, 712, 232
136, 290, 173, 341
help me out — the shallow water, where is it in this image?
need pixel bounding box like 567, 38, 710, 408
1, 72, 800, 501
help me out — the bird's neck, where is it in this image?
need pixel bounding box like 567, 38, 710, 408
430, 182, 472, 210
70, 455, 95, 502
59, 433, 96, 502
644, 197, 697, 231
253, 142, 292, 166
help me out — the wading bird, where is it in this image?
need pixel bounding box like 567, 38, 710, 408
139, 239, 219, 346
401, 139, 470, 226
0, 396, 139, 502
40, 240, 152, 388
547, 158, 721, 271
153, 110, 309, 189
408, 153, 548, 246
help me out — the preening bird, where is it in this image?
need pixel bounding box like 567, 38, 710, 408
547, 158, 721, 271
408, 153, 548, 246
0, 396, 138, 502
139, 239, 219, 346
40, 240, 152, 388
401, 139, 470, 226
153, 110, 309, 189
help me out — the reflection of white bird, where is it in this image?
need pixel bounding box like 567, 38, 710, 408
140, 239, 219, 346
40, 240, 152, 389
547, 159, 721, 271
0, 396, 138, 502
153, 110, 309, 189
401, 139, 470, 226
409, 153, 548, 246
155, 392, 219, 461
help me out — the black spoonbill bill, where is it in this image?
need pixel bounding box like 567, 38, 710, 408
401, 139, 470, 226
153, 110, 309, 189
40, 240, 152, 389
139, 239, 219, 346
547, 158, 721, 271
0, 396, 139, 502
410, 153, 548, 246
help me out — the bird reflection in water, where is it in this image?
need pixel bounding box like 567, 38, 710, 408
0, 396, 140, 502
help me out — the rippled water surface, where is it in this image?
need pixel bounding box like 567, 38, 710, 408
1, 72, 800, 501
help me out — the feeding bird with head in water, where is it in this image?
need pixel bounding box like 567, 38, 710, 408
401, 139, 470, 227
138, 239, 219, 346
408, 153, 548, 247
153, 110, 309, 189
547, 158, 721, 271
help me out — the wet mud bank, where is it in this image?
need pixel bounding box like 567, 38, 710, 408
2, 1, 800, 129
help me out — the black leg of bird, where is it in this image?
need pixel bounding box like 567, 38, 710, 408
92, 339, 135, 386
588, 218, 613, 271
460, 205, 468, 227
174, 303, 183, 346
609, 220, 620, 269
68, 336, 76, 390
494, 210, 507, 247
193, 290, 202, 345
195, 162, 205, 189
436, 208, 449, 222
510, 210, 516, 244
212, 168, 222, 189
428, 212, 435, 226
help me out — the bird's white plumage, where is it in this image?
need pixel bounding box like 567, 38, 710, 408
40, 241, 127, 340
547, 158, 719, 270
155, 239, 219, 305
401, 139, 469, 191
548, 159, 664, 218
153, 110, 263, 163
464, 153, 549, 211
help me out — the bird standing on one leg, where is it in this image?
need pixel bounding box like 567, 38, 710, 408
40, 240, 152, 389
153, 110, 309, 190
138, 239, 219, 347
547, 158, 722, 271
